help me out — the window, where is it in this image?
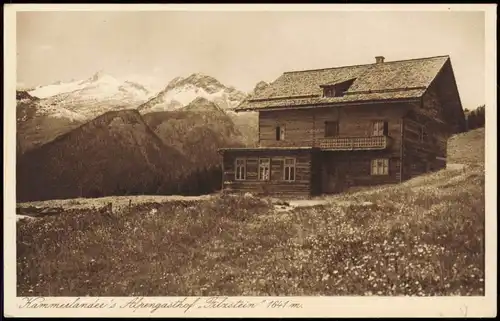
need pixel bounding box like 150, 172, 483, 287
324, 121, 339, 137
372, 120, 388, 136
284, 158, 296, 181
324, 87, 336, 97
276, 125, 285, 141
371, 159, 389, 175
235, 158, 246, 180
420, 126, 429, 142
258, 158, 270, 181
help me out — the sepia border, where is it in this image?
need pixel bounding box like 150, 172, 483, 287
3, 3, 497, 318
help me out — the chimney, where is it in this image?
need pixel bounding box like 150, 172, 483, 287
375, 56, 385, 64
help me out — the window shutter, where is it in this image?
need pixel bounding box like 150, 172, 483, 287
383, 121, 389, 135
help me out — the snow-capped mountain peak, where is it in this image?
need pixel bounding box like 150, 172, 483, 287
25, 71, 156, 121
28, 71, 151, 100
86, 71, 122, 85
138, 73, 248, 114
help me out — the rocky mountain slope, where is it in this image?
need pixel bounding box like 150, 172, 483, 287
16, 90, 84, 154
143, 97, 246, 168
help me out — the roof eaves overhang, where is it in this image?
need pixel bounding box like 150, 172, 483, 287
235, 97, 422, 113
217, 147, 320, 154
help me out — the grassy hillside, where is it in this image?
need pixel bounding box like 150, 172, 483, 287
447, 127, 485, 165
16, 130, 485, 296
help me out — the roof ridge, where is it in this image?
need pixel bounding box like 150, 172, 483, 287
283, 55, 450, 75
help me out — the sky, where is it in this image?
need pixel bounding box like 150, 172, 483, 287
16, 10, 486, 110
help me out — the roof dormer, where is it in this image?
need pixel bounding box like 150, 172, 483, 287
320, 78, 356, 98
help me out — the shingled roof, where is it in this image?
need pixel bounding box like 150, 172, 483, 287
236, 55, 450, 111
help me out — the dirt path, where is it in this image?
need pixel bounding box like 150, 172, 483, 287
446, 163, 466, 170
16, 215, 36, 222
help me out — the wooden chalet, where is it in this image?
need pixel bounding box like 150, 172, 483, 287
218, 55, 466, 196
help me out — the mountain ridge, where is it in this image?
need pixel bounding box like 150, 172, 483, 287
16, 109, 191, 202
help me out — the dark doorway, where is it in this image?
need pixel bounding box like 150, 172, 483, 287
321, 153, 347, 194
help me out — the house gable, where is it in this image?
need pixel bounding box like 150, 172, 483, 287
421, 59, 466, 134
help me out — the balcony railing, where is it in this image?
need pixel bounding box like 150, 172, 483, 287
317, 135, 390, 151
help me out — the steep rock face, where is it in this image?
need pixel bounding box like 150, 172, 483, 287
138, 73, 248, 113
17, 109, 189, 202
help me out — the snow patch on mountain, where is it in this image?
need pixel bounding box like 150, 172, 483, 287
29, 79, 88, 99
143, 85, 232, 113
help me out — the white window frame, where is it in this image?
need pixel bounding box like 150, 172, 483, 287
235, 158, 246, 181
276, 125, 285, 141
371, 159, 389, 176
283, 158, 296, 182
258, 158, 270, 181
372, 120, 385, 136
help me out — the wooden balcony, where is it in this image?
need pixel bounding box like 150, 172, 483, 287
317, 135, 390, 151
